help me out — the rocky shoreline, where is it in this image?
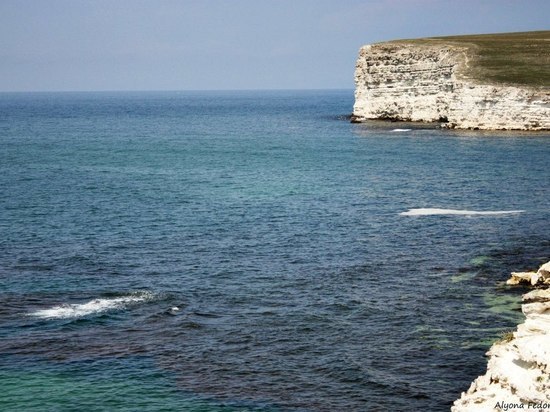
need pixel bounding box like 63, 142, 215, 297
452, 262, 550, 411
352, 41, 550, 131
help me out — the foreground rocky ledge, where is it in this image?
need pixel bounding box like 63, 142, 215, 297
452, 262, 550, 411
352, 35, 550, 130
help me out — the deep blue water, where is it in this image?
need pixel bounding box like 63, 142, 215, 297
0, 90, 548, 411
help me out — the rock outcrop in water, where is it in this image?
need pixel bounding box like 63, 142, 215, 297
507, 262, 550, 286
352, 40, 550, 130
452, 262, 550, 411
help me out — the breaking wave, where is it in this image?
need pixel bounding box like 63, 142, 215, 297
400, 208, 525, 216
391, 128, 412, 132
30, 291, 155, 319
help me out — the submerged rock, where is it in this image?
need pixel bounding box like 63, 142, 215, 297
452, 261, 550, 412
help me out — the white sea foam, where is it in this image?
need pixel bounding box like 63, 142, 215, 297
391, 128, 412, 132
400, 208, 525, 216
30, 292, 154, 319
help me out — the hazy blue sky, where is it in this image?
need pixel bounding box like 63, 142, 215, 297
1, 0, 548, 91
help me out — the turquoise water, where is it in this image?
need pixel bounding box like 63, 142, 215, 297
0, 90, 548, 411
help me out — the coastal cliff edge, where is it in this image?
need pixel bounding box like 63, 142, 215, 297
452, 262, 550, 411
352, 31, 550, 130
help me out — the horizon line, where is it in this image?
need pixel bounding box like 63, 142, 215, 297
0, 87, 355, 94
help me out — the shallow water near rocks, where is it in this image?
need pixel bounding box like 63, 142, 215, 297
0, 90, 549, 411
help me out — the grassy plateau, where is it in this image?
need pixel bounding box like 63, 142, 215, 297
396, 30, 550, 88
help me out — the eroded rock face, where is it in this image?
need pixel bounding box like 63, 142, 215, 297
507, 262, 550, 286
452, 262, 550, 412
353, 43, 550, 130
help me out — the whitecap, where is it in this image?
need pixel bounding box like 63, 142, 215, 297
400, 208, 524, 216
30, 292, 154, 319
391, 128, 412, 132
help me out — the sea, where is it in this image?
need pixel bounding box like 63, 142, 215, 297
0, 90, 548, 411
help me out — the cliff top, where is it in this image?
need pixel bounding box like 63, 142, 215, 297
387, 30, 550, 88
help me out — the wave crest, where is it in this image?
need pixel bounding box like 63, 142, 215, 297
400, 208, 524, 216
30, 291, 155, 319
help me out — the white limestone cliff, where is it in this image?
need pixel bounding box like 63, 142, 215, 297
452, 262, 550, 412
352, 42, 550, 130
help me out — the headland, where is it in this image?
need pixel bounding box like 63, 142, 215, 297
352, 31, 550, 130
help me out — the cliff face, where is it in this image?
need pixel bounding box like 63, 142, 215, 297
353, 42, 550, 130
452, 262, 550, 411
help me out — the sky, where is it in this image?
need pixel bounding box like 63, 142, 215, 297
0, 0, 548, 92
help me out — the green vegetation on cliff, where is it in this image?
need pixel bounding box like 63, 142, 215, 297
398, 30, 550, 88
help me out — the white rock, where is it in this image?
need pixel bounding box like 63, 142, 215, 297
536, 262, 550, 285
507, 271, 537, 285
523, 288, 550, 302
452, 262, 550, 411
522, 301, 550, 316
